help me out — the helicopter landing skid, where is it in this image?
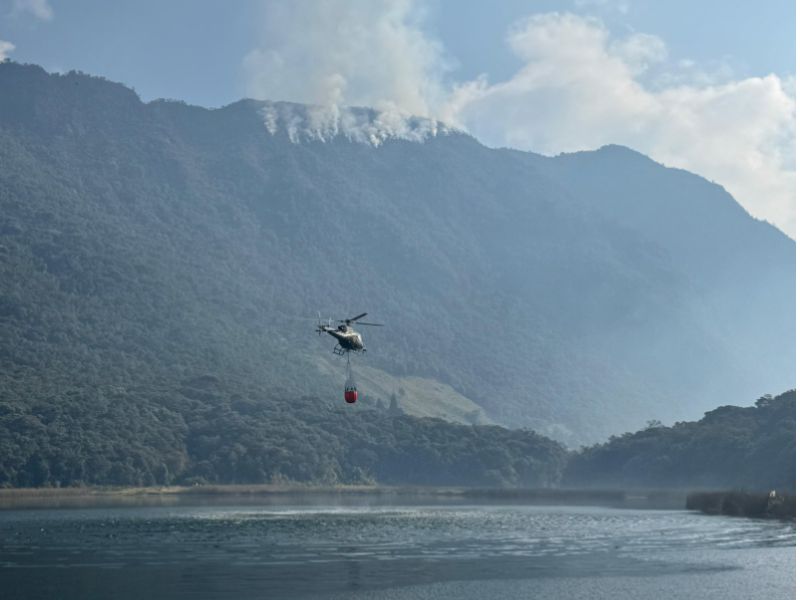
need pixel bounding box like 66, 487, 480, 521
332, 346, 366, 357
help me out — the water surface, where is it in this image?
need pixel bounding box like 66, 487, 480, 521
0, 498, 794, 599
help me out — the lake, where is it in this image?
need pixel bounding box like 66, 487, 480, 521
0, 496, 794, 599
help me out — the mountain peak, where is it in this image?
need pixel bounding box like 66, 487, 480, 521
559, 143, 655, 165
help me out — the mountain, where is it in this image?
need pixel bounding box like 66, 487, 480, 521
0, 62, 794, 448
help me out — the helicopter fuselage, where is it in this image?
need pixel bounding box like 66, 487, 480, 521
319, 326, 365, 352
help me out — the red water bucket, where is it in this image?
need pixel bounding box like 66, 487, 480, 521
344, 387, 358, 404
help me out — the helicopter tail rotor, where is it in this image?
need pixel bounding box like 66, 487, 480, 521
316, 312, 336, 334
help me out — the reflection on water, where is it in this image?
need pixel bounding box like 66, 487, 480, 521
0, 499, 794, 599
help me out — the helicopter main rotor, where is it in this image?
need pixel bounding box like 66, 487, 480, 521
337, 313, 384, 327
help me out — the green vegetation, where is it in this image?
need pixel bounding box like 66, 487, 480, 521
1, 383, 792, 490
312, 361, 493, 425
564, 391, 795, 490
0, 63, 793, 446
0, 64, 794, 491
0, 376, 566, 488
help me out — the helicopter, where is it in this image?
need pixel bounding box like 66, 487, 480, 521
317, 312, 383, 356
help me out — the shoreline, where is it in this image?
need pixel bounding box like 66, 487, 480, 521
1, 486, 792, 519
0, 484, 690, 510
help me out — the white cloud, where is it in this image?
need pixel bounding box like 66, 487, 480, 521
244, 5, 795, 235
610, 33, 667, 75
13, 0, 53, 20
0, 39, 14, 60
446, 13, 796, 235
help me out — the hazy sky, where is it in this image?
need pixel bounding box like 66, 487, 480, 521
0, 0, 795, 235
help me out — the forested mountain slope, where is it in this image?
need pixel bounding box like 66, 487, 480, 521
0, 63, 794, 447
565, 390, 795, 490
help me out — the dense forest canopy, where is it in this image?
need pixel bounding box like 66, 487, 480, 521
564, 390, 796, 491
0, 375, 792, 489
0, 375, 568, 488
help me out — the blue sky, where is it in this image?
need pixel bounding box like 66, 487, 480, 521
0, 0, 796, 234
